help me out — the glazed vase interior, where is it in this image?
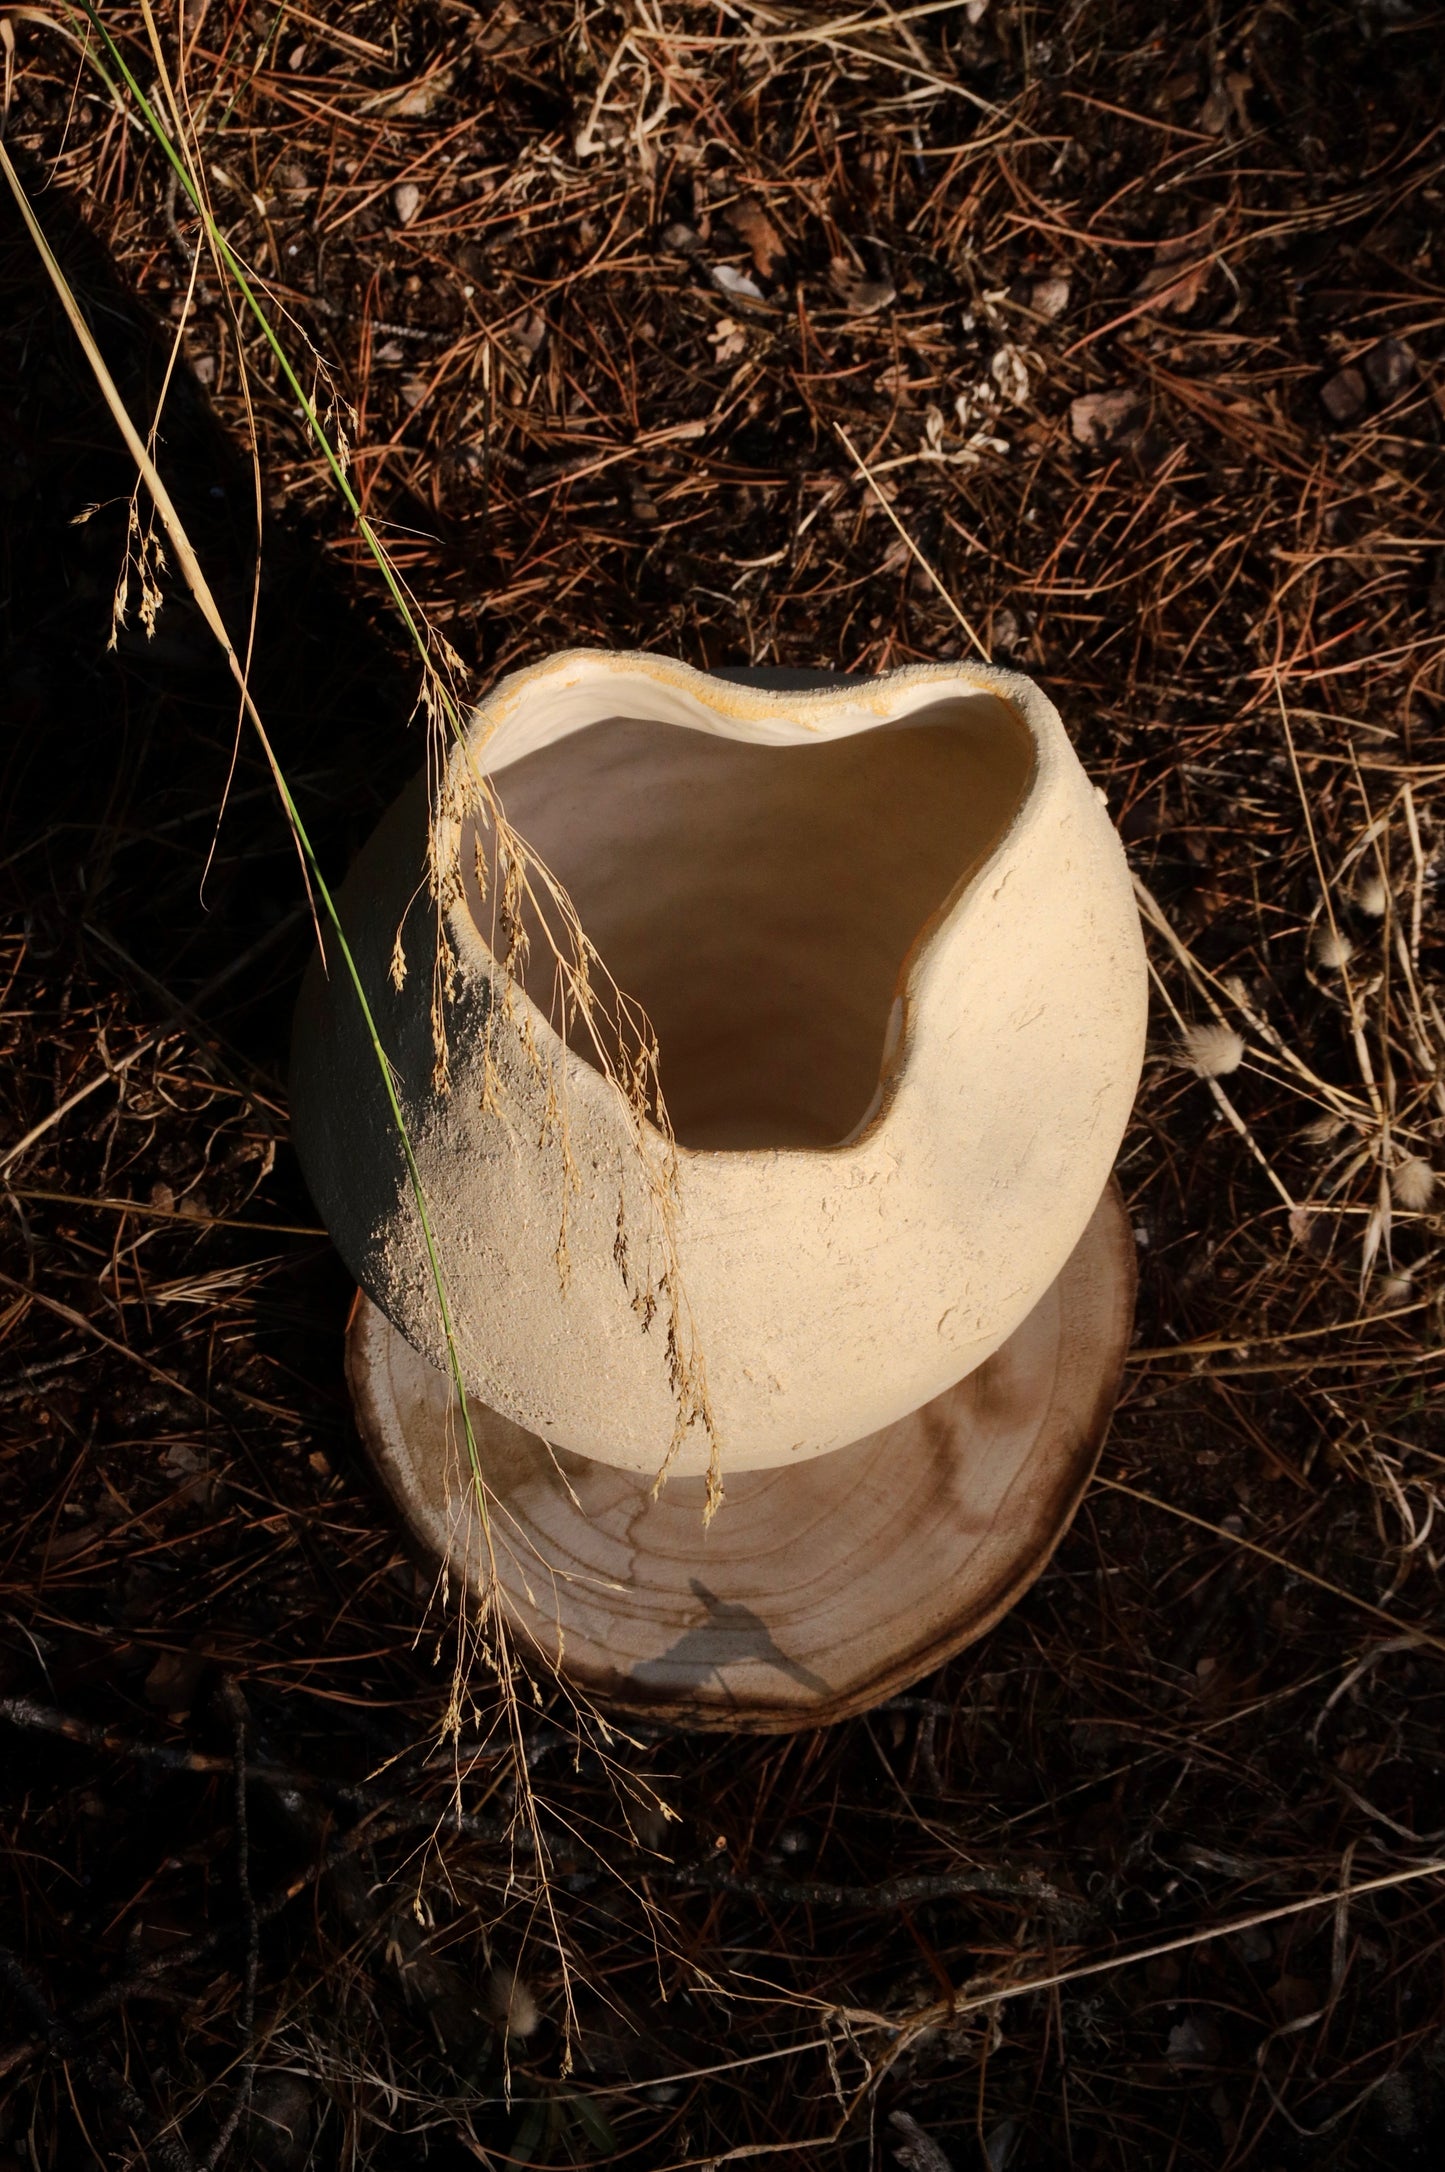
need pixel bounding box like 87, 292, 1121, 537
466, 691, 1035, 1151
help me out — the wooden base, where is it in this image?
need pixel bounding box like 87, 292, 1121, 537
346, 1180, 1135, 1732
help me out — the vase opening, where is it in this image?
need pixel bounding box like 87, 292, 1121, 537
463, 692, 1034, 1151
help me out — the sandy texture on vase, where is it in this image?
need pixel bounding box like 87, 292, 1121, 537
290, 652, 1147, 1477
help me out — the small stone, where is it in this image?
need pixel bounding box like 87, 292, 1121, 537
991, 607, 1021, 655
1167, 2011, 1222, 2066
246, 2072, 313, 2171
392, 181, 422, 226
1320, 366, 1367, 424
711, 263, 764, 301
1030, 274, 1071, 320
983, 2122, 1018, 2172
1362, 337, 1415, 398
1378, 2070, 1418, 2138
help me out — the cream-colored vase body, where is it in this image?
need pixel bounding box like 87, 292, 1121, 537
290, 653, 1146, 1479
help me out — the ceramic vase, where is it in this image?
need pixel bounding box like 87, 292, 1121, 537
290, 653, 1147, 1727
292, 652, 1146, 1478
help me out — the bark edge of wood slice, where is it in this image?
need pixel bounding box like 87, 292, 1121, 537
346, 1178, 1135, 1732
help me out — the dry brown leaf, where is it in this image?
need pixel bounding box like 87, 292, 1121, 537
473, 0, 547, 53
726, 197, 787, 282
889, 2109, 955, 2172
1069, 388, 1144, 448
361, 69, 454, 118
1135, 229, 1215, 316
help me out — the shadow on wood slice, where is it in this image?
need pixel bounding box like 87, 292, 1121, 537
346, 1178, 1136, 1732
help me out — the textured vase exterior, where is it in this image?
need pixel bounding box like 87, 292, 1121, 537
290, 652, 1147, 1479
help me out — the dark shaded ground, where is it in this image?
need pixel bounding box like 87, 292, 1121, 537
2, 4, 1445, 2167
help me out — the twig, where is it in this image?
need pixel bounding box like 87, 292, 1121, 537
0, 1941, 201, 2171
665, 1858, 1082, 1922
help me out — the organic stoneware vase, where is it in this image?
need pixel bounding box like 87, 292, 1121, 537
291, 652, 1147, 1729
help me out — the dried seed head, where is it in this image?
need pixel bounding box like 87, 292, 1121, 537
1312, 925, 1354, 969
1391, 1155, 1436, 1213
1181, 1022, 1245, 1078
485, 1965, 540, 2040
1354, 872, 1388, 918
1377, 1274, 1414, 1307
990, 341, 1031, 406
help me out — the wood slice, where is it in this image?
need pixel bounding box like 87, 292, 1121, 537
346, 1179, 1135, 1732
